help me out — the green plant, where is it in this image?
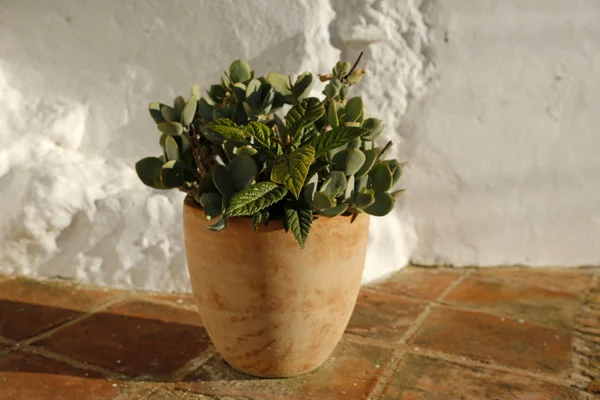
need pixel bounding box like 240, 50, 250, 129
135, 53, 406, 247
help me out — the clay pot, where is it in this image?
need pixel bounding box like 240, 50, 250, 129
182, 196, 370, 378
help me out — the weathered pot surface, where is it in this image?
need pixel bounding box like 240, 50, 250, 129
183, 196, 370, 378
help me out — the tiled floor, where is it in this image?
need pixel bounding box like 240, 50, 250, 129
0, 267, 598, 399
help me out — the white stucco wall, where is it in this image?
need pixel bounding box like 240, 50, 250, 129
0, 0, 598, 292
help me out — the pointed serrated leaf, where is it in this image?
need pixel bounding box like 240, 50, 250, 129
206, 119, 247, 142
310, 126, 369, 157
246, 122, 280, 157
285, 97, 325, 137
224, 182, 287, 217
284, 205, 313, 248
270, 146, 315, 199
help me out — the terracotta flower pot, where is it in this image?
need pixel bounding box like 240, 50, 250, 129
182, 196, 370, 378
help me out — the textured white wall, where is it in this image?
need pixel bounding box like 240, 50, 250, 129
0, 0, 598, 292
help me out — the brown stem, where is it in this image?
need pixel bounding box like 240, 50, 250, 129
376, 140, 393, 162
186, 124, 208, 178
343, 51, 364, 80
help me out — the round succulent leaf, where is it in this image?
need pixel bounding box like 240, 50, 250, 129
207, 217, 227, 232
356, 175, 368, 193
312, 191, 334, 210
328, 101, 339, 128
191, 83, 201, 101
149, 102, 166, 124
209, 85, 226, 102
383, 160, 404, 186
245, 79, 262, 109
197, 98, 215, 121
332, 148, 366, 176
362, 118, 384, 141
212, 164, 235, 198
234, 146, 258, 157
345, 97, 363, 122
320, 171, 346, 198
356, 191, 375, 208
229, 60, 252, 83
303, 173, 319, 204
355, 148, 378, 178
347, 206, 364, 214
135, 157, 163, 188
231, 84, 246, 103
197, 172, 215, 194
344, 174, 355, 200
319, 203, 348, 218
363, 191, 395, 216
292, 72, 314, 101
261, 87, 275, 114
199, 192, 223, 220
157, 121, 183, 136
165, 135, 180, 161
369, 163, 394, 191
173, 96, 186, 115
160, 160, 184, 188
228, 155, 259, 190
160, 105, 178, 122
181, 96, 197, 126
267, 72, 292, 96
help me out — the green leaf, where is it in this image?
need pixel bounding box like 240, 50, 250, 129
285, 97, 325, 137
310, 126, 369, 157
165, 136, 180, 161
246, 122, 279, 157
390, 189, 406, 198
355, 148, 378, 178
292, 72, 314, 101
191, 83, 201, 101
252, 213, 262, 231
229, 60, 252, 83
228, 155, 258, 190
207, 217, 227, 232
320, 203, 348, 217
199, 192, 222, 220
206, 119, 247, 142
212, 164, 235, 198
181, 96, 197, 126
135, 157, 163, 188
149, 103, 166, 124
383, 160, 404, 186
157, 121, 183, 136
270, 146, 315, 199
345, 97, 363, 122
173, 96, 186, 116
267, 72, 292, 95
197, 98, 214, 121
284, 205, 313, 248
312, 191, 333, 210
303, 173, 319, 204
332, 148, 366, 176
245, 79, 262, 109
363, 191, 395, 216
160, 160, 184, 188
320, 171, 346, 198
200, 172, 216, 193
362, 118, 384, 140
224, 182, 288, 217
369, 163, 393, 191
356, 191, 375, 208
328, 101, 339, 128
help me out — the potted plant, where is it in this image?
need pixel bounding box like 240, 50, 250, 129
135, 54, 405, 378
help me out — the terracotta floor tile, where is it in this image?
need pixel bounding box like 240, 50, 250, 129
181, 340, 393, 400
369, 268, 462, 300
0, 278, 116, 341
346, 289, 427, 341
382, 354, 580, 400
0, 372, 132, 400
410, 307, 573, 375
477, 268, 594, 295
0, 350, 104, 378
444, 274, 580, 330
31, 300, 211, 379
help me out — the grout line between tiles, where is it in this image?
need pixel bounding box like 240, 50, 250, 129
19, 295, 132, 346
436, 270, 472, 302
367, 348, 405, 400
20, 344, 128, 380
168, 346, 218, 382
